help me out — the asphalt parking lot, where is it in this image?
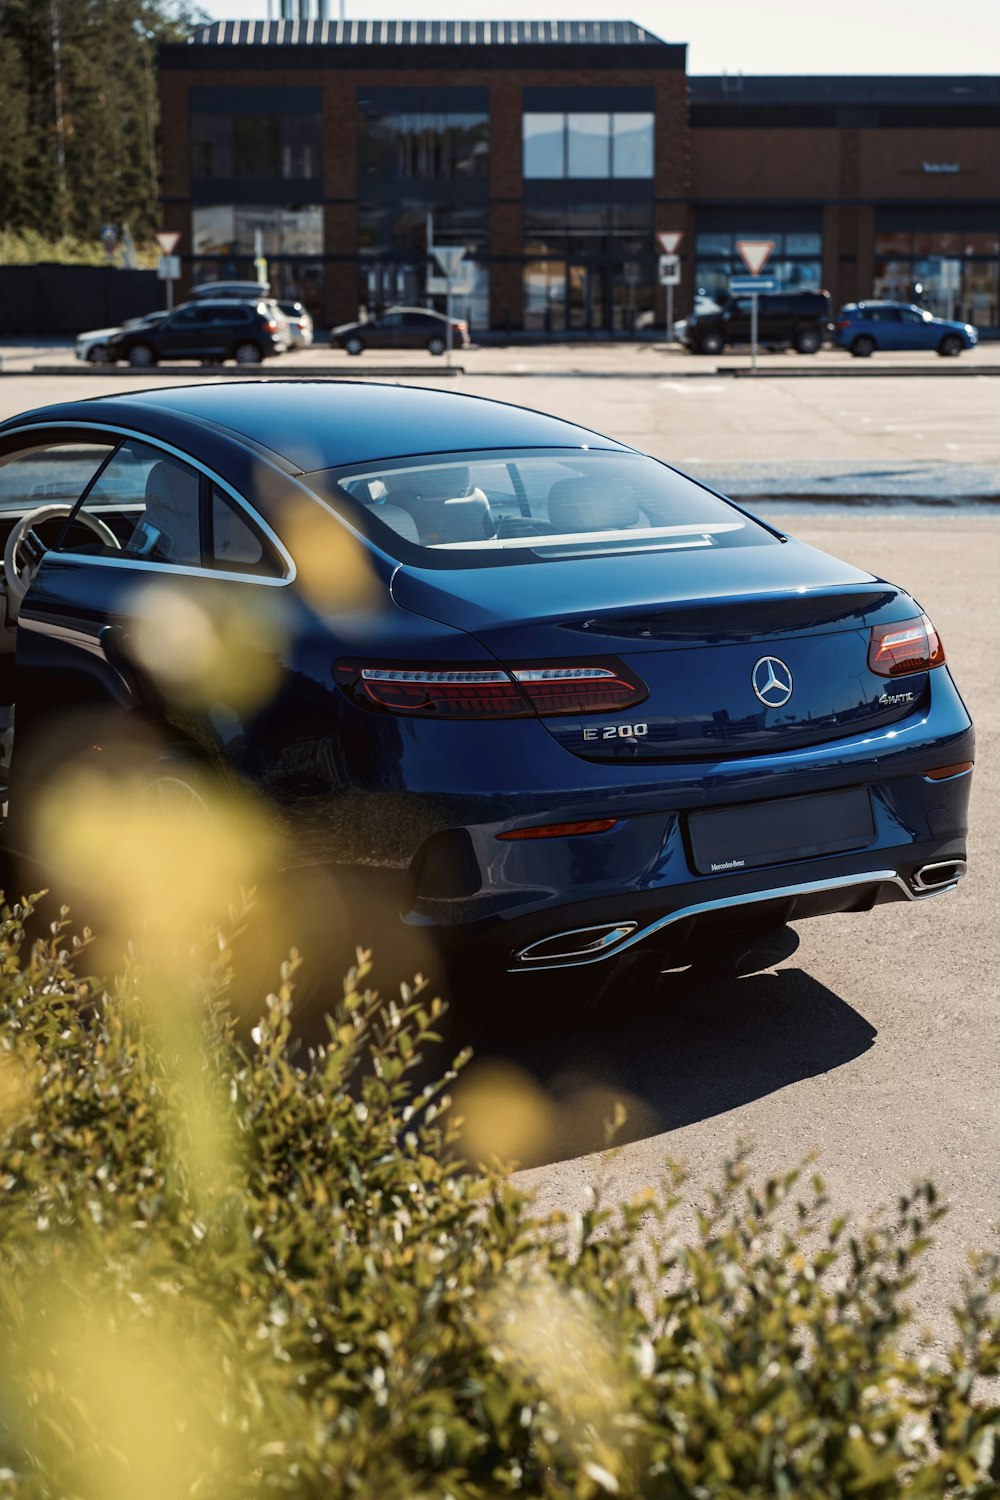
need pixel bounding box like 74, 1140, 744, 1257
1, 356, 997, 1347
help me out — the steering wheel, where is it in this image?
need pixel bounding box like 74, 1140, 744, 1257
3, 504, 121, 621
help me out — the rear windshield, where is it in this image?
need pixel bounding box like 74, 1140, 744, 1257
304, 449, 776, 568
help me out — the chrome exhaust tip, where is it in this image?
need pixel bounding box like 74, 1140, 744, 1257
513, 921, 637, 968
911, 859, 967, 893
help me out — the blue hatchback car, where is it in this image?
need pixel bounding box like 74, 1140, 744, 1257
836, 301, 978, 358
0, 382, 974, 994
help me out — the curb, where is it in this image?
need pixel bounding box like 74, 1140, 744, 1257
21, 363, 465, 379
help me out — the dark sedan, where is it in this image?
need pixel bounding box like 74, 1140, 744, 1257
0, 382, 973, 1001
332, 307, 470, 356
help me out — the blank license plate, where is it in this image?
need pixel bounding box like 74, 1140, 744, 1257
687, 787, 876, 876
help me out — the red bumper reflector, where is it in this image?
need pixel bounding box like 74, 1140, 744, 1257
497, 819, 618, 841
924, 761, 974, 780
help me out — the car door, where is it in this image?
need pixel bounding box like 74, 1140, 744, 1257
369, 312, 403, 348
897, 306, 935, 351
725, 297, 753, 343
9, 433, 287, 822
156, 306, 215, 359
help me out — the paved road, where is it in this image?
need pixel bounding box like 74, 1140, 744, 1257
2, 365, 999, 493
1, 363, 996, 1343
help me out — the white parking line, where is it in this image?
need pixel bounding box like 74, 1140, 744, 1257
659, 382, 727, 394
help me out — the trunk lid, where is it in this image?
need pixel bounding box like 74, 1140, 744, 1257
391, 540, 927, 760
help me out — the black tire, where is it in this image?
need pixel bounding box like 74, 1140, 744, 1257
233, 341, 263, 365
427, 336, 447, 356
343, 335, 365, 356
938, 335, 963, 358
794, 327, 822, 354
87, 343, 110, 364
850, 335, 876, 358
696, 329, 724, 355
127, 342, 157, 368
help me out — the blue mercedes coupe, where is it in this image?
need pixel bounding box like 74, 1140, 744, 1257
0, 381, 973, 989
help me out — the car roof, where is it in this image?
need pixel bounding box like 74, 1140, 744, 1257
0, 381, 630, 471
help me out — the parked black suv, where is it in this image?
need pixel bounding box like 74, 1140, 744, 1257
685, 291, 834, 355
108, 299, 289, 367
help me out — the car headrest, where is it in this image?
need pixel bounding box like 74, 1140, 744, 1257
142, 460, 201, 562
388, 467, 471, 505
373, 503, 420, 544
546, 476, 640, 534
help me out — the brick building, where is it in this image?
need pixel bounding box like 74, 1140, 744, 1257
158, 19, 1000, 333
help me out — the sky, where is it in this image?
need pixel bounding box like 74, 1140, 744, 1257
198, 0, 1000, 75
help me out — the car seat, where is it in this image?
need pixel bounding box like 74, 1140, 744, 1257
546, 476, 640, 534
136, 461, 202, 564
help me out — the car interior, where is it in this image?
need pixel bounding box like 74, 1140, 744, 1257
333, 454, 754, 556
0, 439, 278, 794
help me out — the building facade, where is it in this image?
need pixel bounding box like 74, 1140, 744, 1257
158, 19, 1000, 333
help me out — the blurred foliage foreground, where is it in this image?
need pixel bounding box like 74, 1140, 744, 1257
0, 897, 997, 1500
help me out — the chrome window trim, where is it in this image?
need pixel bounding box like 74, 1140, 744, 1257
14, 420, 296, 586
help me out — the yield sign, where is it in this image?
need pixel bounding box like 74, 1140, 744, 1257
155, 231, 180, 255
657, 230, 683, 254
735, 239, 775, 275
433, 245, 466, 278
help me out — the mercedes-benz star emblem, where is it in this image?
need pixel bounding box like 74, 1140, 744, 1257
752, 655, 794, 708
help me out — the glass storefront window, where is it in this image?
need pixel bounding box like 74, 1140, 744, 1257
875, 231, 911, 256
913, 232, 962, 257
358, 110, 489, 179
523, 114, 565, 178
192, 205, 323, 258
611, 113, 654, 178
785, 232, 822, 256
358, 201, 488, 259
566, 114, 610, 177
191, 112, 321, 182
523, 113, 654, 180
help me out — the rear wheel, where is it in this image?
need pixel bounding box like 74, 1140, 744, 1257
427, 336, 447, 356
697, 329, 724, 355
127, 342, 157, 368
850, 335, 876, 358
233, 341, 263, 365
343, 335, 365, 356
938, 334, 963, 358
794, 327, 822, 354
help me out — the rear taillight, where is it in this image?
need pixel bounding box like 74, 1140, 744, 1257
334, 659, 647, 718
510, 664, 646, 716
264, 319, 279, 332
836, 319, 850, 329
868, 614, 945, 677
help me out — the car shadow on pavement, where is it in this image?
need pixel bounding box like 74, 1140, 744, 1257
452, 929, 878, 1168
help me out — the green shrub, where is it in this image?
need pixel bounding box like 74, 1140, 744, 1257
0, 894, 997, 1499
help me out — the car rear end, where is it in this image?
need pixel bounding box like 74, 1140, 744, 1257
303, 448, 973, 975
278, 301, 314, 348
255, 300, 291, 356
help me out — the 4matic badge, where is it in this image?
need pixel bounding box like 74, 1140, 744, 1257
878, 690, 916, 705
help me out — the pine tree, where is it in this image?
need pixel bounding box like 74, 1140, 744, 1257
0, 0, 206, 248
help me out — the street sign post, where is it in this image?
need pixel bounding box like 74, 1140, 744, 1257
728, 275, 778, 294
155, 232, 181, 309
656, 231, 683, 343
733, 240, 776, 373
433, 245, 466, 368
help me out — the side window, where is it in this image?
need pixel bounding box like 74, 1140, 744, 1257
210, 487, 282, 576
0, 440, 115, 520
63, 441, 203, 564
378, 312, 403, 330
171, 307, 210, 327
